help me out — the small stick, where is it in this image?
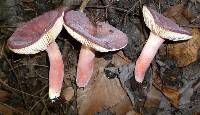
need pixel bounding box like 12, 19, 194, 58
80, 0, 90, 12
28, 93, 48, 114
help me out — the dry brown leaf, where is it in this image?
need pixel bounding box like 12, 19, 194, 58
152, 62, 180, 108
193, 112, 200, 115
0, 90, 10, 102
163, 4, 185, 19
161, 86, 180, 108
77, 51, 132, 115
163, 4, 188, 25
167, 28, 200, 67
144, 86, 162, 108
0, 104, 13, 115
126, 110, 141, 115
163, 4, 200, 67
62, 87, 74, 101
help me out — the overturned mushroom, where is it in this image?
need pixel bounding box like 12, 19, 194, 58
134, 6, 192, 82
7, 8, 66, 100
63, 10, 128, 87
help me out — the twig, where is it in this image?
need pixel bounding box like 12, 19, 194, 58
32, 85, 48, 96
0, 79, 40, 98
191, 15, 200, 23
0, 25, 17, 28
125, 1, 139, 15
116, 53, 131, 63
86, 6, 128, 12
35, 71, 48, 80
180, 24, 200, 28
28, 93, 48, 114
4, 54, 30, 108
80, 0, 90, 12
0, 40, 5, 58
42, 100, 50, 115
0, 102, 23, 114
9, 64, 48, 71
123, 1, 139, 24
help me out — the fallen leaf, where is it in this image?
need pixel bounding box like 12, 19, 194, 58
164, 4, 191, 25
144, 86, 162, 108
0, 90, 10, 102
193, 112, 200, 115
161, 86, 180, 108
62, 87, 74, 101
179, 88, 193, 106
162, 4, 200, 67
126, 110, 141, 115
166, 28, 200, 67
0, 104, 14, 115
77, 51, 132, 115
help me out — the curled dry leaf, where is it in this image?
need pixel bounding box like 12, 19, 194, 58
126, 110, 141, 115
163, 4, 194, 25
163, 4, 200, 67
167, 28, 200, 67
62, 87, 74, 101
0, 90, 10, 102
144, 86, 162, 108
77, 51, 132, 115
161, 86, 180, 108
0, 104, 13, 115
152, 63, 180, 108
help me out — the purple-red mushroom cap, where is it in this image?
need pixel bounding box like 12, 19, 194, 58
7, 7, 65, 54
7, 8, 66, 100
63, 10, 128, 52
63, 10, 128, 87
142, 5, 192, 41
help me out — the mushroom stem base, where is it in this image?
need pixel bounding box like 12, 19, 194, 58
135, 32, 165, 82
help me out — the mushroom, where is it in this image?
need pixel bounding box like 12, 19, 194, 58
63, 10, 128, 87
134, 6, 192, 82
7, 8, 66, 100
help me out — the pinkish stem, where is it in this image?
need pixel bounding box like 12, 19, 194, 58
46, 42, 64, 99
76, 45, 95, 87
135, 32, 165, 82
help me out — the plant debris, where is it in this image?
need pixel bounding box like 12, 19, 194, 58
0, 0, 200, 114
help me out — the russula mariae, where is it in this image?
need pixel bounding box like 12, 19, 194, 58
7, 8, 65, 100
134, 6, 192, 82
63, 10, 128, 87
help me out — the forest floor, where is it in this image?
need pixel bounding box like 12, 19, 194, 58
0, 0, 200, 115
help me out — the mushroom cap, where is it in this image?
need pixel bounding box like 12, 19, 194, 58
142, 6, 192, 41
63, 10, 128, 52
7, 7, 65, 54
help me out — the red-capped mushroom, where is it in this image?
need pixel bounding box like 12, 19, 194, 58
7, 8, 66, 100
134, 6, 192, 82
63, 10, 128, 87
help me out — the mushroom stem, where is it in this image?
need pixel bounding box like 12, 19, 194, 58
76, 45, 95, 87
135, 32, 165, 82
47, 42, 64, 99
